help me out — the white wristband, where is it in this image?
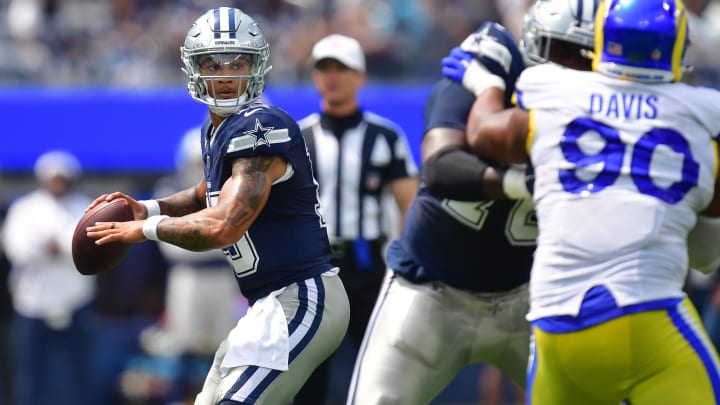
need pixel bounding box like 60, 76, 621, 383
139, 199, 161, 217
462, 59, 506, 96
502, 166, 531, 200
143, 215, 168, 241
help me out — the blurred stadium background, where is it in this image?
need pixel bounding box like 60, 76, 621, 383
2, 0, 720, 404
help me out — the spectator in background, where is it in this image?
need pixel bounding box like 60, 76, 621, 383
295, 33, 419, 404
0, 0, 499, 86
1, 150, 96, 405
4, 0, 720, 88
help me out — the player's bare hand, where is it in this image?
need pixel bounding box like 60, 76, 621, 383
85, 194, 111, 212
86, 220, 146, 245
85, 192, 151, 219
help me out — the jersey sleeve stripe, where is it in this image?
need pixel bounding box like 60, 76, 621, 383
526, 109, 536, 154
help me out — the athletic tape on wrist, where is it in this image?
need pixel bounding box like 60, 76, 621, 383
143, 215, 168, 241
502, 167, 531, 200
462, 59, 506, 96
139, 200, 161, 217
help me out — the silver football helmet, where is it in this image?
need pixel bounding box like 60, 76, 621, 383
521, 0, 598, 66
181, 7, 271, 117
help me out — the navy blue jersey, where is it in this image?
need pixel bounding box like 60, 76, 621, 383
201, 102, 334, 303
386, 77, 537, 292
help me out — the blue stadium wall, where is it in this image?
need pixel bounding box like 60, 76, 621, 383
0, 85, 433, 173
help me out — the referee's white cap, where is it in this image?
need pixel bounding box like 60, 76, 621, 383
311, 34, 366, 73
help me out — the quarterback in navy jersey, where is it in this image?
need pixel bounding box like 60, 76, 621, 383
86, 7, 349, 405
200, 104, 335, 302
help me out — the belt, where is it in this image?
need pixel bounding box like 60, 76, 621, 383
330, 237, 385, 270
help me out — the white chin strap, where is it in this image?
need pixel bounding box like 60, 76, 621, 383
208, 93, 249, 117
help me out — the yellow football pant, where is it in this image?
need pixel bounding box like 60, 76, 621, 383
528, 297, 720, 405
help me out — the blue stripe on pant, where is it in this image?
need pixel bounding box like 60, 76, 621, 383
223, 275, 326, 403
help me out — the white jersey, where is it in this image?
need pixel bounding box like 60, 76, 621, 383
516, 63, 720, 320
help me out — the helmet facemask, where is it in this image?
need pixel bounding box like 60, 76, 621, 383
183, 51, 267, 117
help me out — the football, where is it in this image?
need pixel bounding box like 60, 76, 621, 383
72, 198, 133, 275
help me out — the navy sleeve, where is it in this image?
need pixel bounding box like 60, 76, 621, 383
223, 106, 293, 159
423, 79, 475, 134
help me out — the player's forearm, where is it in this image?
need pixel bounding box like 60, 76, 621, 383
467, 88, 529, 164
157, 183, 206, 217
153, 211, 230, 251
466, 88, 506, 158
154, 156, 273, 251
154, 192, 266, 251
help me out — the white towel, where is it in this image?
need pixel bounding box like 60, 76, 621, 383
220, 287, 289, 376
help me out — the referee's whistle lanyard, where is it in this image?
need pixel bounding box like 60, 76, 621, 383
352, 238, 373, 271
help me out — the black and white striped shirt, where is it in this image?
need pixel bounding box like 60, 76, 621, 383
299, 109, 418, 241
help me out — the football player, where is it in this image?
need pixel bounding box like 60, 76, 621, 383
85, 7, 350, 405
457, 0, 720, 403
345, 1, 599, 404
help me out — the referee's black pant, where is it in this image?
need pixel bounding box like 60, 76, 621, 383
293, 237, 387, 404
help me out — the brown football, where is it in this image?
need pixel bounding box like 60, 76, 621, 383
72, 198, 133, 275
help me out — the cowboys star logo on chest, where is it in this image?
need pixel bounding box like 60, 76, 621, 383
245, 118, 274, 150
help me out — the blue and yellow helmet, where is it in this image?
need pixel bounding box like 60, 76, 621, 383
592, 0, 689, 83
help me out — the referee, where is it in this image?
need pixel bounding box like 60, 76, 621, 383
295, 34, 419, 404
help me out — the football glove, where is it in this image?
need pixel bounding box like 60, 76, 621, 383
442, 47, 506, 96
442, 21, 525, 101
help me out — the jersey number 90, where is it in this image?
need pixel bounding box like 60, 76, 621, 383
560, 117, 699, 204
